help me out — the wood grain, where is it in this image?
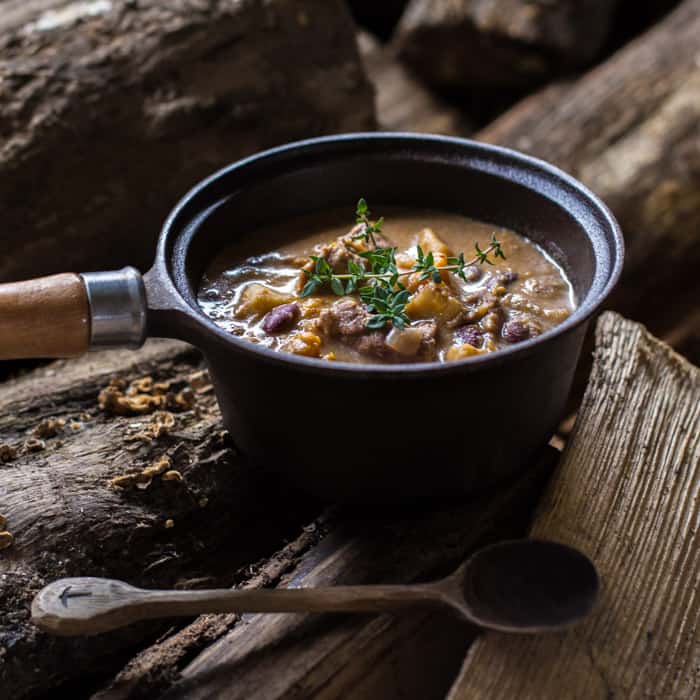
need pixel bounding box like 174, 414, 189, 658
0, 0, 374, 283
0, 273, 89, 359
447, 311, 700, 699
93, 450, 557, 700
0, 340, 318, 698
479, 0, 700, 350
394, 0, 620, 91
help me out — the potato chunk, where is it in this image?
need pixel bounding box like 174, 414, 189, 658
280, 332, 322, 358
445, 344, 485, 361
236, 284, 294, 318
418, 228, 451, 256
405, 282, 462, 322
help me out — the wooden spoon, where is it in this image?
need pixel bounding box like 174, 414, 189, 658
31, 539, 598, 636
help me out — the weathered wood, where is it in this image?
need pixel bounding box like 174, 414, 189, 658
93, 451, 558, 700
0, 341, 318, 698
0, 0, 374, 283
447, 312, 700, 699
478, 0, 700, 361
393, 0, 620, 92
358, 32, 471, 135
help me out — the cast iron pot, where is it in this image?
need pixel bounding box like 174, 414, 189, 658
0, 134, 623, 504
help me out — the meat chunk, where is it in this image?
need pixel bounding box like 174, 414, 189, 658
315, 225, 390, 274
318, 299, 437, 361
319, 298, 370, 336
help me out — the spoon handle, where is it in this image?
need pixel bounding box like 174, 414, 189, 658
31, 577, 446, 636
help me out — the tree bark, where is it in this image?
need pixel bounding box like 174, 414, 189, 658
0, 341, 319, 698
0, 0, 374, 283
94, 451, 556, 700
448, 312, 700, 699
476, 0, 700, 362
393, 0, 621, 93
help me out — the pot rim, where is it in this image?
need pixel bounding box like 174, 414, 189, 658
154, 132, 624, 377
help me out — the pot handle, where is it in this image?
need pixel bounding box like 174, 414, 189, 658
0, 267, 147, 360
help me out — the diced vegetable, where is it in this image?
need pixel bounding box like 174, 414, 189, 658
405, 283, 462, 322
445, 344, 484, 361
281, 332, 322, 357
418, 228, 451, 256
236, 284, 294, 318
385, 327, 425, 356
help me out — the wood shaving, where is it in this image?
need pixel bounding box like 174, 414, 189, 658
99, 376, 197, 416
109, 456, 172, 489
0, 444, 17, 462
0, 531, 13, 550
162, 470, 183, 482
24, 438, 46, 452
125, 411, 176, 443
32, 417, 66, 438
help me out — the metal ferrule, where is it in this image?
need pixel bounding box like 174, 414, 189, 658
81, 267, 147, 349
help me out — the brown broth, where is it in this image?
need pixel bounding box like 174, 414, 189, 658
198, 207, 576, 364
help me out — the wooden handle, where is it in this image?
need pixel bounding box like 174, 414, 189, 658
0, 273, 90, 359
31, 576, 447, 636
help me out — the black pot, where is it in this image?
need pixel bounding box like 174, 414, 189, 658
3, 134, 624, 504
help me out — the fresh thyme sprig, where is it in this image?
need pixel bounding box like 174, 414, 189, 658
360, 283, 410, 330
352, 198, 384, 247
300, 200, 506, 329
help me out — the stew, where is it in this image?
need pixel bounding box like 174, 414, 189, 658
198, 204, 575, 364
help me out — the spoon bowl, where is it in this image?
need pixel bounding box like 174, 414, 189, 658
450, 539, 599, 632
32, 538, 599, 637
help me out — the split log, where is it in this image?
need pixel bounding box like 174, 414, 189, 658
393, 0, 620, 95
448, 313, 700, 699
0, 341, 319, 698
476, 0, 700, 363
94, 450, 557, 700
357, 32, 471, 135
0, 0, 374, 283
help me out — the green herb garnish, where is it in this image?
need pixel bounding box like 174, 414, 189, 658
301, 199, 506, 329
352, 198, 385, 247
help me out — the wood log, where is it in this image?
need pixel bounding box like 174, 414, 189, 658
476, 0, 700, 362
94, 450, 557, 700
393, 0, 620, 95
0, 0, 374, 283
447, 312, 700, 699
0, 341, 319, 698
357, 32, 471, 135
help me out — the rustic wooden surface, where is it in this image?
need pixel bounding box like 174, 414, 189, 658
357, 32, 470, 135
94, 450, 556, 700
0, 0, 374, 283
394, 0, 620, 92
480, 0, 700, 350
0, 341, 318, 697
447, 312, 700, 699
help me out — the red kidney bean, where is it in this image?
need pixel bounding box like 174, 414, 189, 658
502, 320, 530, 343
454, 325, 484, 347
262, 303, 300, 333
